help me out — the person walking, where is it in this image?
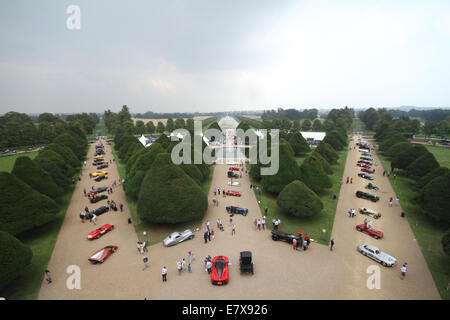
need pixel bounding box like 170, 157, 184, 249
262, 218, 266, 230
214, 188, 217, 196
350, 177, 353, 184
330, 239, 335, 251
232, 224, 236, 235
188, 263, 192, 273
80, 211, 85, 223
45, 270, 52, 284
401, 263, 407, 280
257, 219, 261, 230
120, 203, 123, 212
206, 220, 210, 231
142, 257, 149, 270
207, 230, 211, 242
217, 188, 220, 195
346, 176, 349, 184
91, 214, 97, 225
177, 261, 182, 275
203, 231, 208, 244
162, 266, 167, 282
83, 188, 86, 196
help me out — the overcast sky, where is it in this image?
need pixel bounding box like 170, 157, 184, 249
1, 0, 450, 114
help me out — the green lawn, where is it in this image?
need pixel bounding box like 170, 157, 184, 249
378, 154, 450, 300
424, 145, 450, 169
0, 173, 80, 300
249, 147, 348, 245
0, 151, 38, 173
111, 143, 214, 245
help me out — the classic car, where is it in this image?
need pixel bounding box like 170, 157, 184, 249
228, 181, 240, 187
85, 206, 109, 219
357, 160, 373, 165
357, 244, 396, 267
94, 175, 108, 182
93, 155, 104, 160
229, 167, 240, 171
359, 207, 382, 219
97, 164, 109, 170
361, 152, 372, 156
91, 170, 108, 177
95, 150, 105, 156
361, 168, 375, 174
225, 190, 242, 197
89, 194, 108, 203
163, 230, 194, 247
87, 224, 115, 240
239, 251, 254, 275
227, 171, 239, 178
90, 186, 108, 194
356, 224, 383, 239
271, 229, 300, 244
226, 206, 248, 215
357, 163, 371, 168
358, 173, 374, 180
360, 156, 373, 161
211, 256, 229, 285
356, 191, 379, 202
365, 183, 379, 191
88, 245, 118, 264
92, 160, 104, 166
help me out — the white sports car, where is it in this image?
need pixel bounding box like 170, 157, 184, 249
228, 181, 240, 187
163, 230, 194, 247
357, 244, 397, 267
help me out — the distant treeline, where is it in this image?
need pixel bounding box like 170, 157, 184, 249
133, 111, 261, 119
387, 108, 450, 122
261, 108, 319, 120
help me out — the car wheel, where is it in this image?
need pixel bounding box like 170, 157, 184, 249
96, 235, 100, 239
373, 235, 379, 239
272, 236, 278, 241
100, 260, 104, 263
381, 262, 387, 267
189, 235, 194, 239
362, 251, 366, 256
357, 228, 362, 232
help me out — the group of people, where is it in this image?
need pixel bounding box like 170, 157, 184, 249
272, 218, 281, 229
363, 218, 373, 229
204, 255, 213, 274
254, 218, 266, 230
137, 241, 148, 254
347, 208, 356, 218
177, 259, 190, 274
388, 196, 399, 207
346, 176, 353, 184
292, 232, 311, 251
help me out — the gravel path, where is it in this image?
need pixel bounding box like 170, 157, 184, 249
37, 135, 440, 300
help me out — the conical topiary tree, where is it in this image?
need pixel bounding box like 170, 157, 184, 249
12, 156, 63, 199
322, 133, 344, 151
299, 155, 332, 193
288, 132, 310, 156
180, 164, 203, 185
0, 231, 33, 289
34, 149, 72, 190
406, 151, 440, 180
53, 133, 86, 160
391, 144, 427, 170
277, 180, 323, 218
137, 153, 208, 223
261, 143, 301, 193
311, 151, 333, 174
0, 172, 59, 235
316, 141, 339, 164
416, 167, 449, 190
46, 143, 80, 169
124, 143, 167, 198
384, 142, 411, 158
422, 172, 450, 222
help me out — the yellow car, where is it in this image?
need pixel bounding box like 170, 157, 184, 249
94, 155, 104, 159
91, 170, 108, 177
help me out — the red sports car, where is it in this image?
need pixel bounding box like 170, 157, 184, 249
211, 255, 229, 285
357, 163, 371, 168
88, 245, 118, 264
229, 167, 239, 171
87, 224, 115, 240
226, 190, 242, 197
356, 224, 383, 239
361, 168, 375, 174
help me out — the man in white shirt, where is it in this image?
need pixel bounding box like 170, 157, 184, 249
206, 260, 212, 274
162, 266, 167, 282
368, 220, 373, 229
401, 264, 407, 280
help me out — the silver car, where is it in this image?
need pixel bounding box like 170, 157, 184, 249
163, 230, 194, 247
357, 244, 397, 267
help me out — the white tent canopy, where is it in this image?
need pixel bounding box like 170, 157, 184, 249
300, 132, 326, 141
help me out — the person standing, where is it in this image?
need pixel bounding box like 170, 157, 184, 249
91, 214, 97, 225
206, 260, 212, 274
257, 219, 261, 230
346, 176, 349, 184
83, 188, 86, 196
401, 264, 407, 280
395, 197, 400, 206
181, 259, 186, 272
330, 239, 335, 251
368, 220, 373, 229
45, 270, 52, 284
120, 203, 123, 212
143, 257, 149, 270
232, 224, 236, 235
203, 231, 208, 244
162, 266, 167, 282
80, 212, 85, 223
177, 261, 182, 275
292, 238, 297, 250
350, 177, 353, 184
262, 218, 266, 230
188, 263, 192, 273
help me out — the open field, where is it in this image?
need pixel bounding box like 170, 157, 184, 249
250, 146, 348, 245
424, 145, 450, 169
0, 151, 38, 173
377, 154, 450, 300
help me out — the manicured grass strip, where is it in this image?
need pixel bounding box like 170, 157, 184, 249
378, 154, 450, 300
0, 151, 38, 173
250, 147, 348, 245
424, 145, 450, 169
0, 174, 80, 300
111, 143, 214, 246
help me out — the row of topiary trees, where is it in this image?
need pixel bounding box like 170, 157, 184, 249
249, 111, 350, 219
0, 122, 88, 290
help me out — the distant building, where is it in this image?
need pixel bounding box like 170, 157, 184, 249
300, 132, 326, 145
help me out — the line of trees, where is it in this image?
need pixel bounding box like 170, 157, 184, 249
261, 108, 318, 120
249, 108, 351, 219
0, 117, 89, 289
0, 111, 99, 149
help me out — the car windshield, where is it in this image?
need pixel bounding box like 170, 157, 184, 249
91, 250, 104, 260
215, 259, 226, 278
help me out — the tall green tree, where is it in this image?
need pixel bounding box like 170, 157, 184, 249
277, 180, 323, 218
288, 132, 310, 156
299, 155, 332, 193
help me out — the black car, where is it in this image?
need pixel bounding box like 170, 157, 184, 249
90, 186, 108, 194
271, 230, 300, 244
360, 156, 373, 161
358, 173, 374, 180
356, 191, 379, 202
365, 183, 379, 191
93, 160, 104, 166
90, 194, 108, 203
94, 175, 108, 182
97, 164, 109, 170
86, 206, 109, 219
239, 251, 254, 275
226, 206, 248, 215
227, 171, 239, 178
357, 160, 372, 165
